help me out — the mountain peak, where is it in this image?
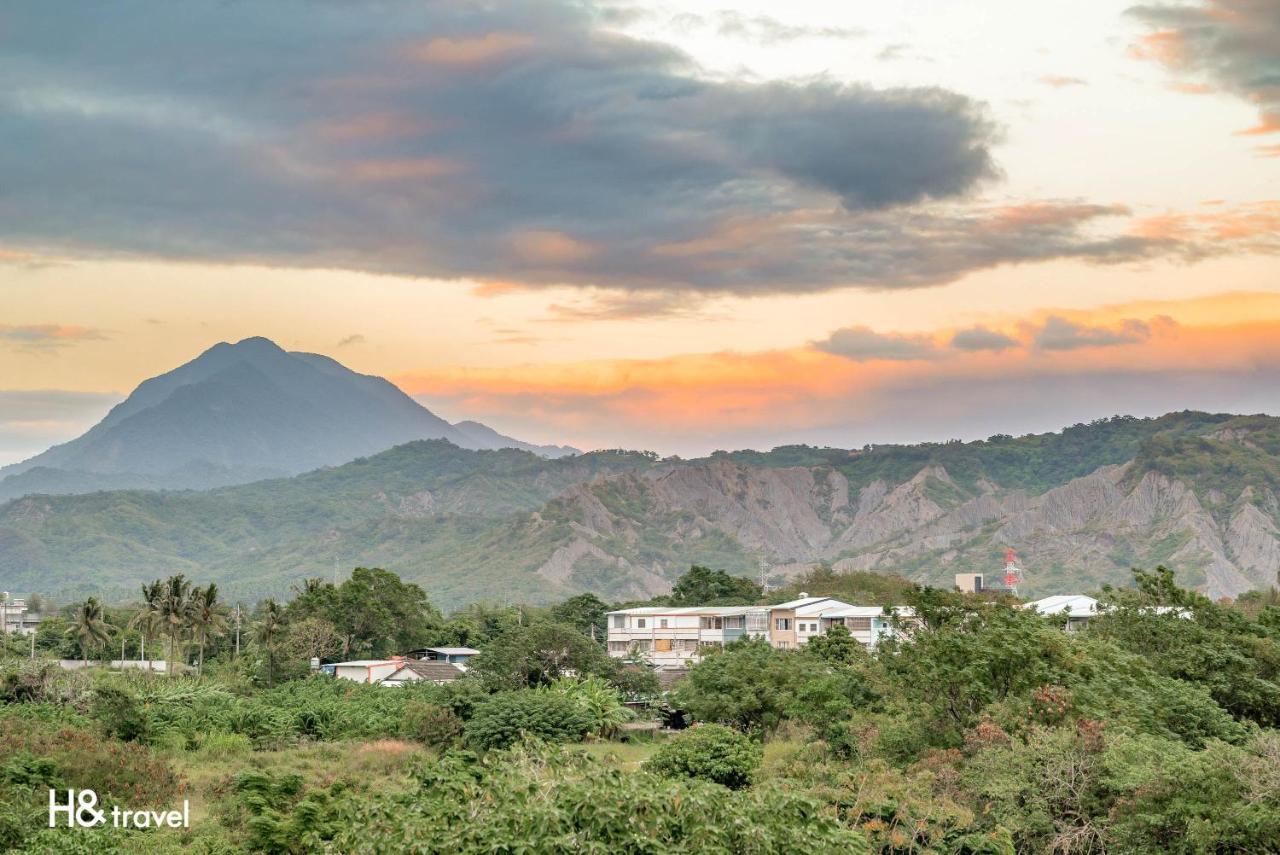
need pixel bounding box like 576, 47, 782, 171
0, 339, 573, 498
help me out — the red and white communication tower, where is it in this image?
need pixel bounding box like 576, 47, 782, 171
1003, 548, 1023, 595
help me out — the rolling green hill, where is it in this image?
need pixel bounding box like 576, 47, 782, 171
4, 411, 1280, 609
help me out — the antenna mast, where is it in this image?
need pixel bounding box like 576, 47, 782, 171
1003, 548, 1023, 597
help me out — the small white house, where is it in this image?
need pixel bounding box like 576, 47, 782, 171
329, 658, 405, 684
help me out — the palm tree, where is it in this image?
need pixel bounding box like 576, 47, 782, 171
188, 584, 228, 676
255, 599, 285, 687
69, 597, 114, 666
156, 574, 192, 677
128, 580, 164, 666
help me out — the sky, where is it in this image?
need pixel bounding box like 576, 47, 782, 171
1, 0, 1279, 462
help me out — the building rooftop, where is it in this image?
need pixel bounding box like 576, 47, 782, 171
606, 605, 765, 616
1025, 595, 1098, 618
820, 605, 915, 619
384, 660, 464, 682
422, 646, 480, 656
770, 595, 834, 610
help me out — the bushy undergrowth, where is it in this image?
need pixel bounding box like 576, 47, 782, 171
645, 723, 761, 789
324, 744, 867, 853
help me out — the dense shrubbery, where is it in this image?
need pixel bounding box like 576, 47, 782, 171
645, 723, 761, 789
463, 690, 593, 750
326, 744, 867, 853
403, 702, 464, 749
3, 564, 1280, 852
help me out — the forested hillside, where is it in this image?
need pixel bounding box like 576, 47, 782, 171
5, 411, 1280, 607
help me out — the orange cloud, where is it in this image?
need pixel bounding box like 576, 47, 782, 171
405, 32, 535, 68
509, 230, 596, 265
0, 324, 108, 349
1130, 201, 1280, 246
347, 157, 463, 182
1128, 30, 1185, 66
1168, 82, 1215, 95
1237, 112, 1280, 137
314, 113, 441, 142
390, 292, 1280, 450
1038, 75, 1087, 88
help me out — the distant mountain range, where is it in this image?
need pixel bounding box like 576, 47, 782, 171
0, 336, 575, 500
4, 409, 1280, 609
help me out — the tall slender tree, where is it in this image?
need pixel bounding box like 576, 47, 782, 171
69, 597, 114, 666
128, 580, 164, 665
188, 583, 228, 675
255, 599, 285, 687
156, 574, 192, 677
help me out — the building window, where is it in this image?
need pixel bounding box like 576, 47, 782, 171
775, 618, 791, 631
723, 615, 745, 629
699, 616, 725, 629
637, 618, 646, 629
849, 617, 872, 631
611, 615, 624, 628
608, 641, 628, 652
660, 618, 668, 628
746, 611, 768, 632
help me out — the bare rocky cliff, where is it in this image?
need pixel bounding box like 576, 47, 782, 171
530, 457, 1280, 600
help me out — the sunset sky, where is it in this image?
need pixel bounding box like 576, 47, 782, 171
2, 0, 1279, 462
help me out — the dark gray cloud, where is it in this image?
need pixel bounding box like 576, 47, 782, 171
813, 326, 937, 361
950, 326, 1019, 352
0, 0, 1257, 297
336, 334, 366, 348
1031, 316, 1153, 351
1129, 1, 1280, 137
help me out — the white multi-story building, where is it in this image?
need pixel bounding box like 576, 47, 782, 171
819, 605, 917, 649
605, 605, 770, 669
606, 595, 916, 667
0, 595, 41, 636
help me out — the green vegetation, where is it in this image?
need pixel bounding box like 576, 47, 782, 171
3, 563, 1280, 851
8, 410, 1277, 608
645, 723, 761, 789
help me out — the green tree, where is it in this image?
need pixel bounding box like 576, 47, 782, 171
645, 724, 762, 789
463, 690, 593, 750
127, 579, 164, 665
804, 621, 866, 665
68, 597, 114, 666
549, 593, 610, 643
1095, 567, 1280, 728
669, 565, 761, 606
188, 583, 228, 675
547, 676, 631, 738
289, 568, 440, 658
152, 574, 193, 676
672, 637, 806, 733
880, 603, 1071, 741
471, 620, 614, 691
255, 599, 286, 687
